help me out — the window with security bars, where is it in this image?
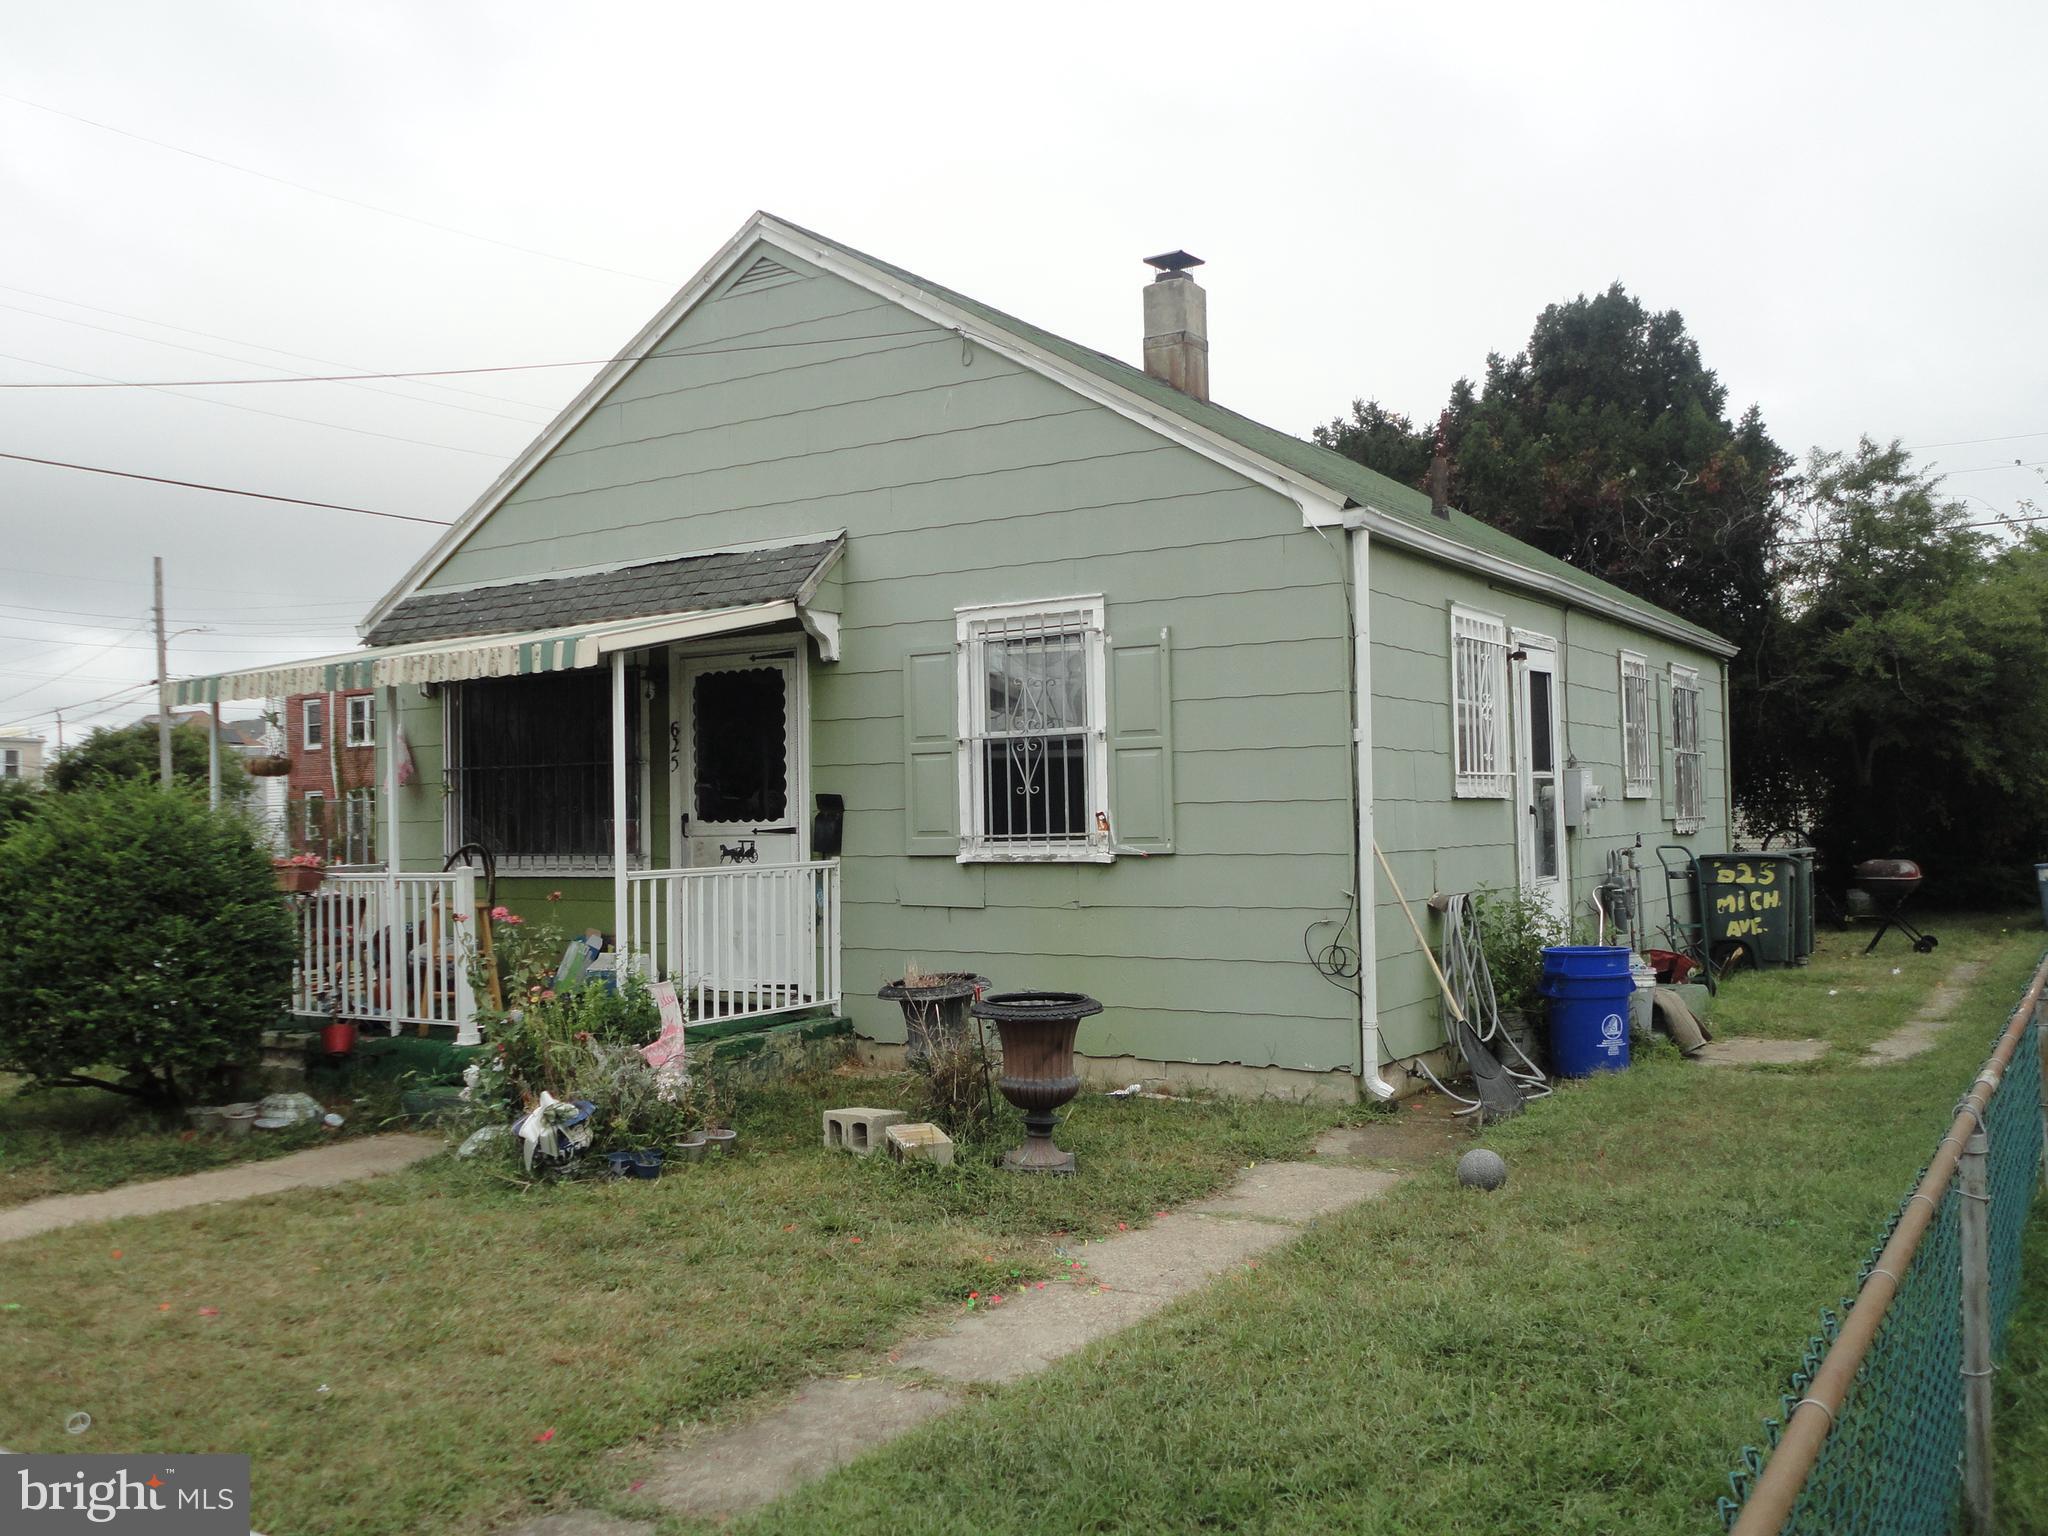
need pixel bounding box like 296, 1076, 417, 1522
957, 597, 1108, 858
1619, 651, 1653, 798
1450, 606, 1510, 798
447, 672, 643, 871
1671, 664, 1704, 832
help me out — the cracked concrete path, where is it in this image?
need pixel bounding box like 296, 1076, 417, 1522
1863, 960, 1986, 1064
1696, 1037, 1829, 1067
0, 1134, 440, 1245
504, 1150, 1402, 1533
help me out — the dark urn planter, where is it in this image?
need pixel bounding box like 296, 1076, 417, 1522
878, 973, 990, 1067
971, 991, 1102, 1175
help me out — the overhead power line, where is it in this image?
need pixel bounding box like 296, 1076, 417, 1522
0, 347, 515, 458
0, 327, 948, 389
0, 89, 667, 287
1904, 429, 2048, 452
0, 451, 453, 527
0, 294, 552, 426
0, 623, 150, 709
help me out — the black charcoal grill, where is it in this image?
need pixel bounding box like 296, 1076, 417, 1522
1854, 858, 1937, 955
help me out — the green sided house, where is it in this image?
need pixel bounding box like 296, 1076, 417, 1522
174, 212, 1734, 1100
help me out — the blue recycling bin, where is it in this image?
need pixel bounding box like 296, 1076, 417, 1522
1541, 945, 1635, 1077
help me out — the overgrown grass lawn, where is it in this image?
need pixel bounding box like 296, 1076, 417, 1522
1708, 909, 2028, 1055
705, 917, 2044, 1536
0, 1076, 329, 1209
0, 1071, 1338, 1536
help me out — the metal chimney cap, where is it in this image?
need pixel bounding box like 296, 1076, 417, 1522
1142, 250, 1205, 278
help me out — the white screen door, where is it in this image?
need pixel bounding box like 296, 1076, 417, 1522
1514, 639, 1568, 923
669, 648, 807, 993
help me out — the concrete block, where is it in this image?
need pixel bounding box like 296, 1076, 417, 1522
885, 1122, 955, 1167
822, 1107, 905, 1155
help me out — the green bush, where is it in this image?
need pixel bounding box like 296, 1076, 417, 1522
0, 780, 293, 1108
1469, 885, 1569, 1020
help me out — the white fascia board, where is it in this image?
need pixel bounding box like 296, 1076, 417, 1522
401, 530, 848, 606
361, 218, 781, 636
586, 600, 797, 659
364, 214, 1355, 635
1340, 504, 1740, 659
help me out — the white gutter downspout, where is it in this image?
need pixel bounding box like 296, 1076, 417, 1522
1345, 512, 1398, 1100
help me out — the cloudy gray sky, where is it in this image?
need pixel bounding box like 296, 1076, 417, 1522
3, 0, 2043, 741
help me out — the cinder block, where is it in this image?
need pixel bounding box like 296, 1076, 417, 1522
885, 1122, 955, 1167
823, 1107, 906, 1155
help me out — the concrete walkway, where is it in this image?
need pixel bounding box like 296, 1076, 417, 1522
508, 1146, 1402, 1534
1863, 960, 1986, 1064
0, 1133, 440, 1245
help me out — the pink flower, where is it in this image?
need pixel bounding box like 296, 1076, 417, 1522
539, 989, 556, 1002
504, 914, 524, 926
490, 906, 512, 921
452, 912, 468, 923
546, 890, 563, 903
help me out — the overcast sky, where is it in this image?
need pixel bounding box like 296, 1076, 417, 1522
3, 0, 2043, 741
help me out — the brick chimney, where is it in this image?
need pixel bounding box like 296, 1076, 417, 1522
1142, 251, 1208, 401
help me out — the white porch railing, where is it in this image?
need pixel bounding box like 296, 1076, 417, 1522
292, 869, 478, 1034
625, 861, 842, 1026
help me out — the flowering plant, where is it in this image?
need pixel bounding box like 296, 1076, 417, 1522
275, 852, 325, 869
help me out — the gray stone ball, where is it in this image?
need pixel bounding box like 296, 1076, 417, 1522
1457, 1148, 1508, 1191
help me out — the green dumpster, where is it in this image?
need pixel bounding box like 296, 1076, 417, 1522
1696, 852, 1815, 968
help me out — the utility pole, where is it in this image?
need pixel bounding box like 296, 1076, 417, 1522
53, 709, 64, 756
153, 556, 172, 790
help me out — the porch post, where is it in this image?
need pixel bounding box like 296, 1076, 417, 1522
383, 683, 403, 1037
611, 652, 629, 966
207, 699, 222, 809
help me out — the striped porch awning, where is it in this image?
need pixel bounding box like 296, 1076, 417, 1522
171, 536, 845, 705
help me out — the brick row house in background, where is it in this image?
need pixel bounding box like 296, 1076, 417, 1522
287, 688, 380, 866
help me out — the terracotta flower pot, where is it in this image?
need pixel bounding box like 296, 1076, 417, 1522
273, 863, 324, 895
971, 991, 1103, 1175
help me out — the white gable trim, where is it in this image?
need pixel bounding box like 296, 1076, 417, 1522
362, 213, 1346, 635
1341, 504, 1739, 659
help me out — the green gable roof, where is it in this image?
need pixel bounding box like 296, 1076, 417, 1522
777, 217, 1732, 655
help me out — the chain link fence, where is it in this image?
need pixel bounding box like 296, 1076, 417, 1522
1717, 960, 2046, 1535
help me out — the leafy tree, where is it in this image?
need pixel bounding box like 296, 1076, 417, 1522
1759, 440, 2048, 903
0, 780, 293, 1107
49, 719, 250, 799
0, 778, 40, 839
1315, 283, 1793, 803
1311, 399, 1436, 488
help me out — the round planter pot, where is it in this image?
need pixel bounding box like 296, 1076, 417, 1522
272, 864, 324, 895
220, 1106, 259, 1139
186, 1105, 226, 1135
878, 974, 991, 1067
628, 1149, 665, 1181
321, 1021, 358, 1059
677, 1135, 708, 1163
703, 1128, 738, 1156
605, 1150, 638, 1179
971, 991, 1103, 1175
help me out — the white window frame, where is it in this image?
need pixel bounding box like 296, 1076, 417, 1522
341, 787, 376, 867
1619, 651, 1653, 799
2, 748, 18, 780
301, 696, 324, 752
1670, 663, 1705, 834
345, 694, 375, 747
300, 790, 325, 850
1450, 604, 1511, 798
955, 594, 1112, 864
